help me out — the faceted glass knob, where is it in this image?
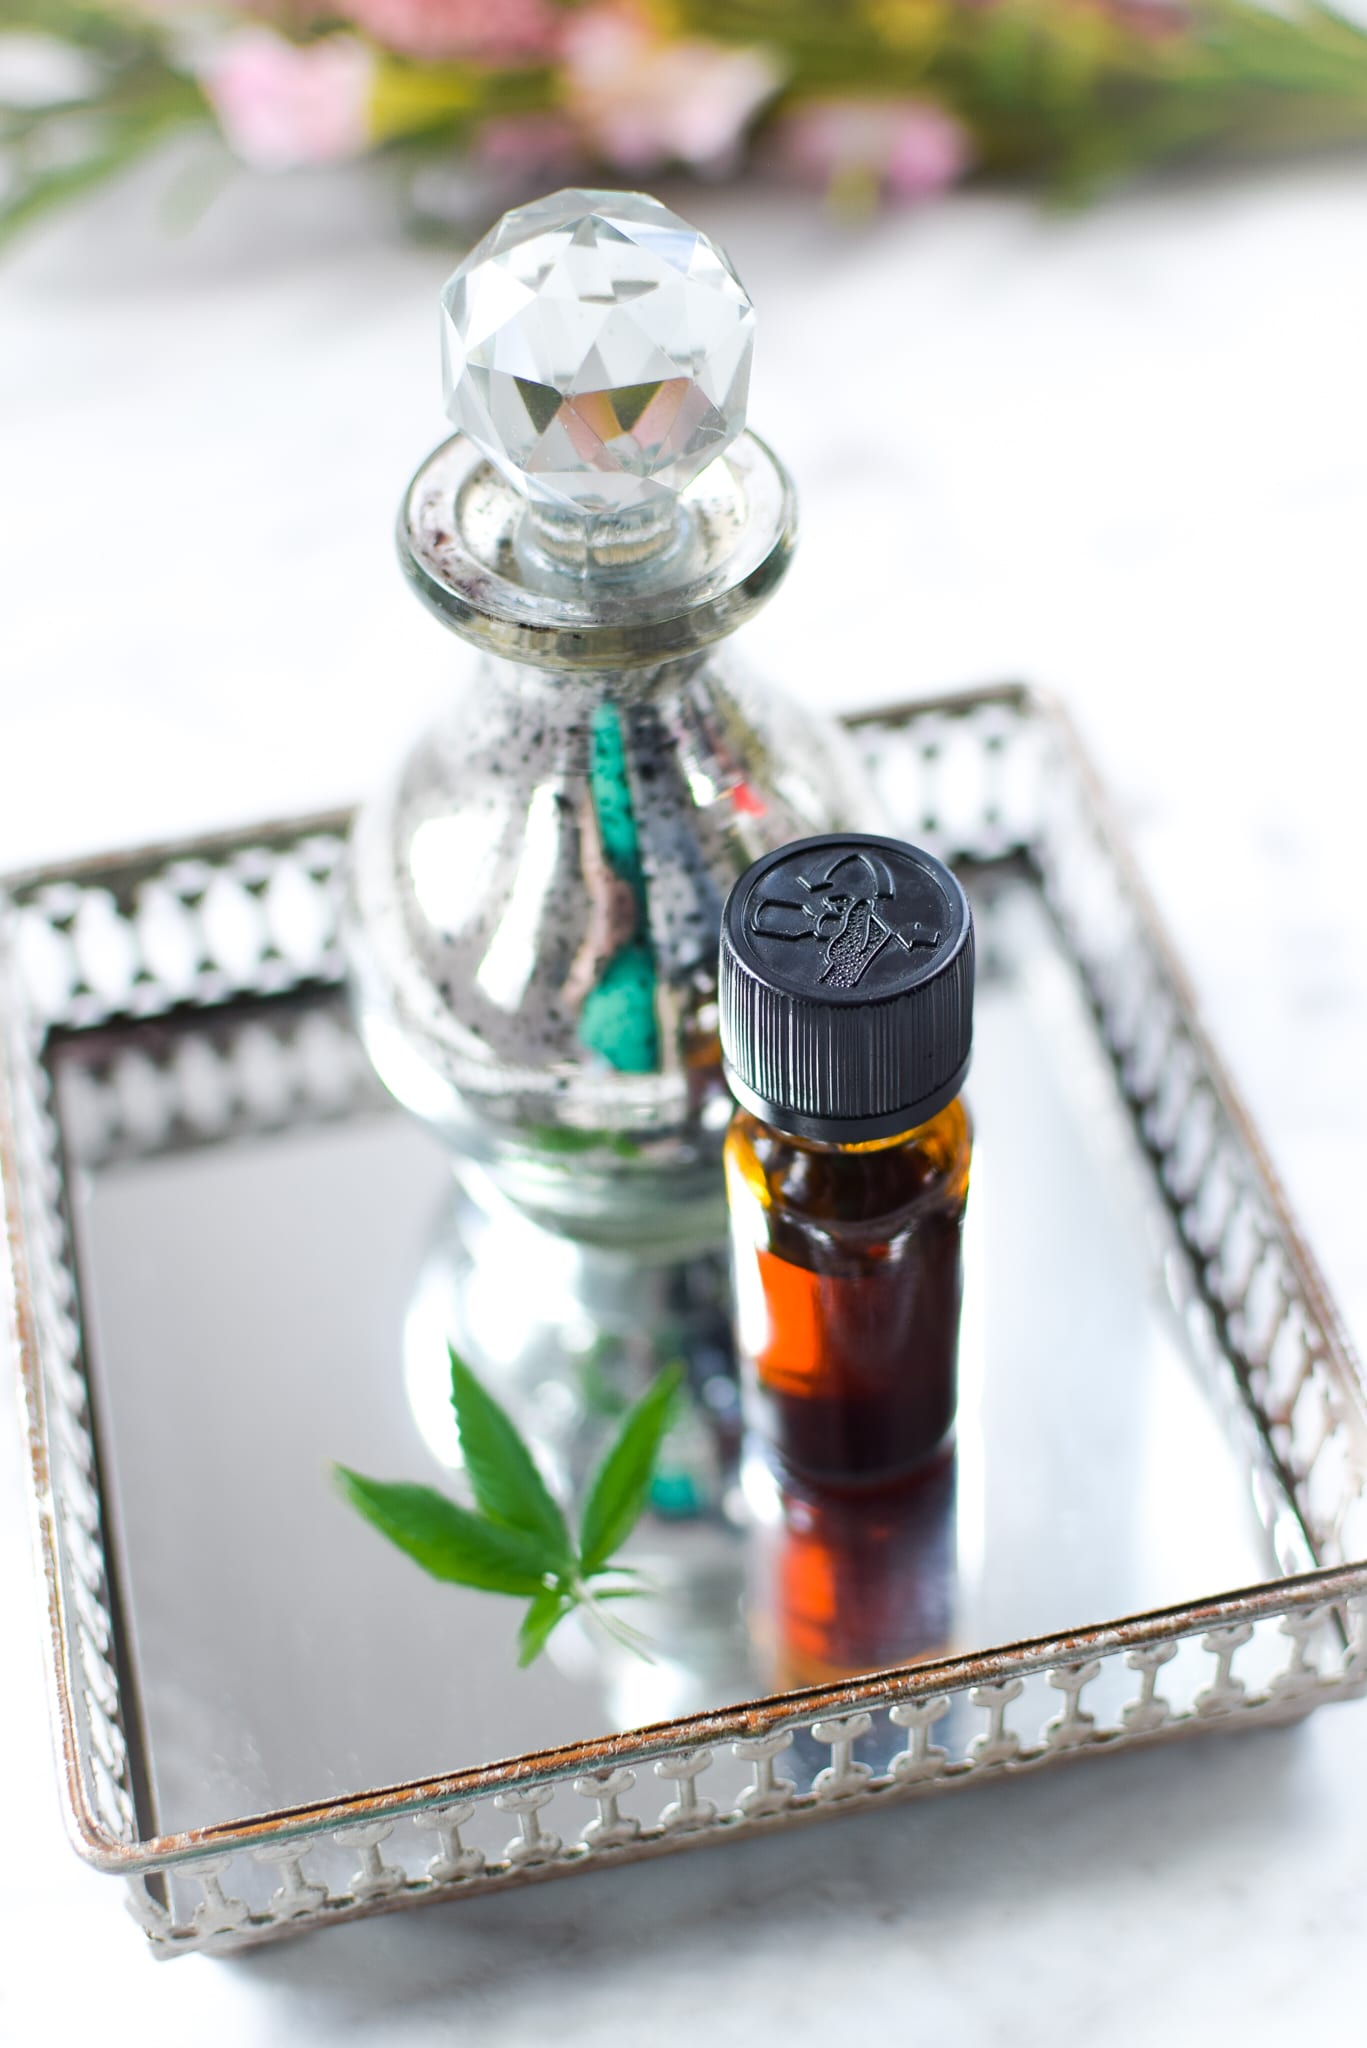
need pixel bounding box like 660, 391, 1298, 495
439, 188, 755, 527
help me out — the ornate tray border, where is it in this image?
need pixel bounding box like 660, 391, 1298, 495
3, 683, 1365, 1958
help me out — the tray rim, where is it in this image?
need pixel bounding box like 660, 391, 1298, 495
4, 680, 1366, 1888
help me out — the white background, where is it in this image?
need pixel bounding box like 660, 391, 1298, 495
2, 144, 1366, 2041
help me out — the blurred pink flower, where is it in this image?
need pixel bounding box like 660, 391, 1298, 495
200, 30, 372, 170
781, 97, 974, 201
562, 5, 781, 174
1103, 0, 1191, 38
333, 0, 558, 64
474, 112, 580, 175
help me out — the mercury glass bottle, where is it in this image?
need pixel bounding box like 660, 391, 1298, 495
346, 190, 869, 1256
719, 834, 976, 1487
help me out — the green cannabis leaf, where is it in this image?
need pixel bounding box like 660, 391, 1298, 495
336, 1348, 684, 1668
447, 1350, 573, 1564
578, 1366, 683, 1577
332, 1473, 550, 1595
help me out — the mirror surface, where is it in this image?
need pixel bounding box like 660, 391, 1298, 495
58, 869, 1280, 1836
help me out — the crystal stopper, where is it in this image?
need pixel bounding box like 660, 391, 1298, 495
439, 188, 755, 560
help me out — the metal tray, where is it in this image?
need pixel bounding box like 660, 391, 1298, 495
4, 684, 1365, 1960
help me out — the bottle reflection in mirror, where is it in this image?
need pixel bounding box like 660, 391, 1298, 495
749, 1449, 959, 1691
404, 1166, 740, 1507
404, 1169, 758, 1721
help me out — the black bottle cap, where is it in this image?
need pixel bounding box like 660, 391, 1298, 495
719, 833, 974, 1144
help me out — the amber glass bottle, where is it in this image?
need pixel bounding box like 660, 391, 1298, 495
719, 833, 974, 1491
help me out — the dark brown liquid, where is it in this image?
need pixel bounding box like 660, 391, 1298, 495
726, 1099, 971, 1488
766, 1451, 958, 1687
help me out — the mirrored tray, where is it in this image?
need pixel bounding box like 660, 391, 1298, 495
4, 684, 1366, 1959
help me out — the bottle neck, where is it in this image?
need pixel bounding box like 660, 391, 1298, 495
744, 1095, 967, 1157
481, 647, 710, 705
401, 429, 794, 671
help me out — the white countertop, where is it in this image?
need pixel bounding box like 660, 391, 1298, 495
2, 148, 1366, 2041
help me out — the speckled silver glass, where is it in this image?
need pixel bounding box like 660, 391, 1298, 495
346, 192, 867, 1249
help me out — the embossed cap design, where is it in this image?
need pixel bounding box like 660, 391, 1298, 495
719, 834, 974, 1142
